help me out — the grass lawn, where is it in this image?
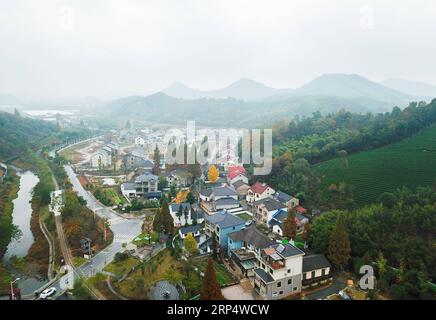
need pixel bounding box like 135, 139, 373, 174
132, 232, 159, 246
314, 124, 436, 205
235, 212, 252, 221
112, 249, 202, 299
104, 256, 139, 278
192, 258, 236, 286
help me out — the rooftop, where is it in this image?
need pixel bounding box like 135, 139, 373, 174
228, 225, 273, 249
254, 268, 275, 283
205, 210, 245, 229
135, 173, 159, 183
253, 197, 286, 211
250, 182, 270, 194
179, 224, 201, 235
303, 254, 331, 272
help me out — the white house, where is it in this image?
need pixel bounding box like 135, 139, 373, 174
178, 224, 201, 239
253, 243, 304, 300
120, 182, 138, 199
169, 203, 205, 227
90, 149, 112, 168
246, 182, 276, 204
252, 198, 287, 225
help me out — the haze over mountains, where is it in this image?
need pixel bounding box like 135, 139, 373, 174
381, 79, 436, 99
100, 73, 435, 127
4, 73, 435, 127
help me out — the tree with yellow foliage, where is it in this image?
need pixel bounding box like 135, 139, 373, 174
208, 165, 219, 182
184, 233, 198, 256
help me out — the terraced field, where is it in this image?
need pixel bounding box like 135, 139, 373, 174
314, 124, 436, 205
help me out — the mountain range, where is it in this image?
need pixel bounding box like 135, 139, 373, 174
100, 73, 435, 127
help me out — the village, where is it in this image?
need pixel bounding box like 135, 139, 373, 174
56, 124, 364, 301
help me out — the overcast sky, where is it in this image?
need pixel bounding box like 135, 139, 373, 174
1, 0, 436, 101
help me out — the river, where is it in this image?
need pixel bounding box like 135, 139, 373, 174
2, 171, 46, 296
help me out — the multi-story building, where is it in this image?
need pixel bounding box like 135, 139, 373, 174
204, 210, 246, 247
253, 243, 305, 300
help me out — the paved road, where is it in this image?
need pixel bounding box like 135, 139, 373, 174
37, 165, 142, 300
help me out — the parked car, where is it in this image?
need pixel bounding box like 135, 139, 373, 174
39, 287, 57, 299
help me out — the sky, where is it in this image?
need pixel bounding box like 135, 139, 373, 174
1, 0, 436, 102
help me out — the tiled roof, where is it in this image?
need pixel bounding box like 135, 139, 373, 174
253, 198, 285, 212
250, 182, 270, 194
273, 191, 294, 203
303, 254, 331, 272
228, 226, 273, 249
214, 197, 239, 206
254, 268, 274, 283
232, 180, 249, 190
228, 165, 246, 180
212, 185, 238, 197
269, 243, 304, 258
179, 224, 201, 235
204, 210, 245, 229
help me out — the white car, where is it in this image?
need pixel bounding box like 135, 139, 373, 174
39, 287, 57, 299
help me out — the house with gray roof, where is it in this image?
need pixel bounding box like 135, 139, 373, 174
204, 210, 245, 247
253, 243, 305, 300
269, 208, 309, 236
302, 254, 332, 288
178, 224, 201, 239
200, 185, 240, 213
252, 197, 287, 225
227, 226, 274, 276
169, 202, 205, 227
273, 191, 299, 208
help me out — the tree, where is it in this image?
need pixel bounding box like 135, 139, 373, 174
142, 215, 154, 244
176, 205, 183, 223
207, 165, 219, 182
152, 145, 161, 175
377, 252, 387, 279
200, 258, 224, 300
152, 208, 163, 233
328, 213, 351, 270
282, 208, 298, 240
103, 217, 111, 243
161, 199, 174, 234
211, 235, 219, 259
301, 223, 311, 242
184, 234, 198, 255
186, 191, 196, 205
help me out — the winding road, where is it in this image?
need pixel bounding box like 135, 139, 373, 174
36, 164, 142, 300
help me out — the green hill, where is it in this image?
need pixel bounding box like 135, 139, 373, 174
314, 124, 436, 205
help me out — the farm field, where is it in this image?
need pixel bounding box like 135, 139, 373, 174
314, 124, 436, 205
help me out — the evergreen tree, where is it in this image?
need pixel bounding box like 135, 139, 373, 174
200, 258, 224, 300
211, 235, 219, 259
328, 213, 351, 270
152, 208, 164, 233
152, 145, 161, 175
160, 199, 174, 234
176, 205, 183, 223
283, 208, 298, 240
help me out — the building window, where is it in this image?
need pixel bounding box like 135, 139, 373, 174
269, 268, 273, 275
287, 269, 291, 273
322, 268, 325, 276
279, 291, 283, 295
293, 287, 298, 292
288, 279, 292, 285
262, 263, 265, 269
277, 281, 282, 288
233, 226, 235, 230
311, 271, 316, 278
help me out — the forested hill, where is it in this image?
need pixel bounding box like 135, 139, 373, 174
273, 99, 436, 164
0, 112, 58, 162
